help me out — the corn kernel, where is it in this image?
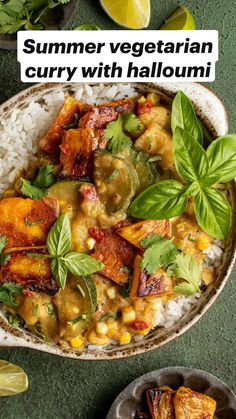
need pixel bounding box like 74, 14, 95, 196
122, 307, 136, 323
147, 92, 160, 105
119, 332, 132, 345
86, 237, 96, 250
107, 319, 119, 338
106, 286, 117, 300
96, 322, 108, 335
197, 235, 211, 250
88, 331, 109, 346
139, 328, 151, 336
70, 335, 84, 348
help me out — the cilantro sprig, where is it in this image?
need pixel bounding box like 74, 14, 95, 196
140, 235, 178, 275
0, 0, 71, 34
21, 164, 56, 200
0, 282, 23, 308
168, 254, 201, 296
104, 112, 141, 154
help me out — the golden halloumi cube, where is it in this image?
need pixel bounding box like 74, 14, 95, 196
116, 220, 171, 250
0, 197, 58, 249
174, 387, 216, 419
0, 247, 58, 295
146, 387, 175, 419
130, 255, 173, 299
134, 123, 174, 171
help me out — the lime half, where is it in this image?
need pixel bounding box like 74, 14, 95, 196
0, 360, 29, 396
160, 5, 195, 30
100, 0, 150, 29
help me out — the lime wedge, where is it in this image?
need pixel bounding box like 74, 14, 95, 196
0, 360, 29, 396
100, 0, 150, 29
160, 5, 195, 30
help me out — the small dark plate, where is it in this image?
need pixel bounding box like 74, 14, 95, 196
106, 367, 236, 419
0, 0, 79, 50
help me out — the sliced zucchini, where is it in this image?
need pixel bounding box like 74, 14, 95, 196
119, 149, 157, 194
94, 151, 139, 213
48, 180, 91, 212
53, 274, 97, 339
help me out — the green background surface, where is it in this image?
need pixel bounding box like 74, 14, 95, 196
0, 1, 236, 418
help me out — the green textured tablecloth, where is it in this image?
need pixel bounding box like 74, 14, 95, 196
0, 1, 235, 418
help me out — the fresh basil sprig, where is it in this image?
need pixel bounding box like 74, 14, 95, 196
171, 91, 203, 145
29, 213, 103, 289
129, 92, 236, 240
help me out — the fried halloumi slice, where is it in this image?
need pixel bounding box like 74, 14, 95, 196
0, 247, 58, 295
130, 255, 173, 299
174, 387, 216, 419
40, 96, 91, 155
146, 387, 175, 419
92, 230, 136, 285
134, 122, 174, 172
116, 220, 171, 250
60, 128, 102, 181
79, 99, 135, 129
0, 197, 58, 249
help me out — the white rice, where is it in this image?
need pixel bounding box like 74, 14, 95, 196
0, 83, 225, 347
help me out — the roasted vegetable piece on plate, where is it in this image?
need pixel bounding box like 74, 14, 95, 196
130, 255, 173, 299
146, 387, 175, 419
79, 99, 135, 128
0, 247, 58, 295
174, 386, 216, 419
40, 96, 91, 155
0, 197, 58, 249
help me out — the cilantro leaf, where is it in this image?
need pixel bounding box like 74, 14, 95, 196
141, 235, 178, 274
0, 282, 23, 308
34, 164, 55, 188
8, 314, 22, 327
171, 254, 201, 296
21, 164, 56, 200
104, 113, 140, 154
123, 113, 141, 133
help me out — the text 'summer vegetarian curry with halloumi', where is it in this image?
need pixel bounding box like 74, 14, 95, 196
0, 87, 236, 350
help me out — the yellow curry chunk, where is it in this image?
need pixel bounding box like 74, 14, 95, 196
134, 122, 174, 171
0, 247, 58, 295
130, 255, 173, 299
0, 197, 58, 249
174, 387, 216, 419
116, 219, 171, 250
172, 214, 213, 262
139, 106, 171, 131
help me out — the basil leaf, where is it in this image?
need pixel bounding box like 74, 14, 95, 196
63, 253, 104, 276
47, 213, 71, 257
171, 91, 203, 144
202, 135, 236, 185
51, 259, 68, 289
129, 180, 187, 219
173, 127, 209, 182
194, 187, 231, 239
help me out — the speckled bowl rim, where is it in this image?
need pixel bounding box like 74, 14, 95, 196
106, 367, 236, 419
0, 81, 235, 360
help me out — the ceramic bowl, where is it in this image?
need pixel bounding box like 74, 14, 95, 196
0, 82, 235, 360
106, 367, 236, 419
0, 0, 79, 50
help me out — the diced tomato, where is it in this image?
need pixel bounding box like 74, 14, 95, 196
130, 320, 149, 330
88, 226, 105, 242
137, 100, 153, 115
80, 185, 97, 201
